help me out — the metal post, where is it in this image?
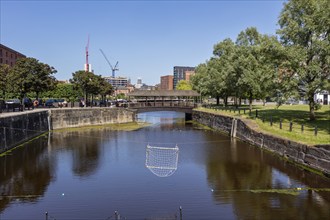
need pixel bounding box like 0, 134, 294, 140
289, 121, 293, 132
255, 109, 258, 118
270, 116, 273, 126
314, 126, 317, 136
301, 124, 304, 133
180, 206, 183, 220
45, 212, 48, 220
280, 119, 282, 129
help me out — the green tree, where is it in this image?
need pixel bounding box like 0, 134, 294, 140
6, 57, 57, 103
277, 0, 330, 120
0, 64, 10, 98
70, 70, 96, 106
176, 80, 192, 90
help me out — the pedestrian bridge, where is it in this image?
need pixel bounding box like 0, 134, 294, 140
127, 90, 201, 119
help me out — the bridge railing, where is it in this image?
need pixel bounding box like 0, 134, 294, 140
128, 101, 197, 108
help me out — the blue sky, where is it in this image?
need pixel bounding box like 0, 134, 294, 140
0, 0, 285, 85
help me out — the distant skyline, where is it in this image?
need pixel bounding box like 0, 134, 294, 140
0, 0, 285, 85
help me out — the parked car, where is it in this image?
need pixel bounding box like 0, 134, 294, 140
5, 99, 21, 111
5, 99, 20, 104
45, 99, 57, 107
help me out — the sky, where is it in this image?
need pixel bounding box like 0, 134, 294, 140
0, 0, 285, 85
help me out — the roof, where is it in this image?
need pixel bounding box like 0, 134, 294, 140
128, 90, 200, 97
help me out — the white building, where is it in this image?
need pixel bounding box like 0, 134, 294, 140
314, 90, 329, 105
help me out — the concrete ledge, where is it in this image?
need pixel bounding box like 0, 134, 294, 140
193, 110, 330, 176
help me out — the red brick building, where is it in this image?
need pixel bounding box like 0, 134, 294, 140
0, 44, 26, 67
160, 75, 174, 90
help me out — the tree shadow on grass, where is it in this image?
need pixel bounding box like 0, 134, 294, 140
258, 109, 330, 134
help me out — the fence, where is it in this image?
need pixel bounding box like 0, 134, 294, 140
203, 105, 321, 137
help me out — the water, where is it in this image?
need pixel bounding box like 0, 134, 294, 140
0, 111, 329, 220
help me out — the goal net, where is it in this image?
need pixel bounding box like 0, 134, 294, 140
145, 144, 179, 177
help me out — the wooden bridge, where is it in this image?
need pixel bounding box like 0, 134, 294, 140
127, 90, 201, 119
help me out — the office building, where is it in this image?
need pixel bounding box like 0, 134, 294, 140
0, 44, 26, 67
173, 66, 195, 89
160, 75, 174, 90
104, 76, 128, 88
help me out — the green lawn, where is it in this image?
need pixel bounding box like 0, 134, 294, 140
198, 104, 330, 145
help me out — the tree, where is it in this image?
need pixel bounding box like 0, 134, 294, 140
6, 57, 57, 103
277, 0, 330, 120
176, 80, 192, 90
0, 64, 10, 98
70, 70, 96, 106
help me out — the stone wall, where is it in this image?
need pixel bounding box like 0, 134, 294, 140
50, 108, 136, 130
0, 108, 136, 153
193, 110, 330, 176
0, 111, 49, 154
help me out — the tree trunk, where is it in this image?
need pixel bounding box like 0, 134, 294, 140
249, 92, 253, 111
224, 96, 228, 107
309, 96, 316, 121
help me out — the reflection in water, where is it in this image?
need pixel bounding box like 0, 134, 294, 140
206, 139, 330, 219
0, 135, 54, 213
145, 145, 179, 177
0, 111, 329, 219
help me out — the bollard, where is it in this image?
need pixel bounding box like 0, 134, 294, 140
314, 126, 317, 136
289, 121, 293, 132
301, 124, 304, 133
238, 109, 240, 115
270, 116, 273, 126
255, 109, 258, 118
45, 212, 48, 220
280, 119, 282, 129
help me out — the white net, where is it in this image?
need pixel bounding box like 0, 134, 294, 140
145, 145, 179, 177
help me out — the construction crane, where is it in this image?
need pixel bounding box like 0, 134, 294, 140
99, 49, 119, 77
85, 35, 90, 72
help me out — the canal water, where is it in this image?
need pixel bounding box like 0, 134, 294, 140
0, 111, 329, 220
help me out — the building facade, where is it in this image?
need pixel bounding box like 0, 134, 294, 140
0, 44, 26, 67
104, 76, 128, 88
160, 75, 174, 90
173, 66, 195, 89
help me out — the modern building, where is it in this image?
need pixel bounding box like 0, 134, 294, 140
104, 76, 128, 88
0, 44, 26, 67
173, 66, 195, 89
160, 75, 174, 90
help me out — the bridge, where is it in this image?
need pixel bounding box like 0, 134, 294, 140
127, 90, 201, 120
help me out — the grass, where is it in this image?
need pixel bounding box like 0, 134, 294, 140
197, 104, 330, 145
53, 121, 151, 132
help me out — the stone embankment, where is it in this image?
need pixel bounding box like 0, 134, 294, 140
0, 108, 136, 154
192, 110, 330, 176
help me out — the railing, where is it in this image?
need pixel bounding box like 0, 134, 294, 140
128, 101, 197, 108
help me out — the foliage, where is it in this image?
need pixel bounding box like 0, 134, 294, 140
176, 80, 192, 90
0, 64, 10, 98
6, 57, 57, 101
277, 0, 330, 120
70, 70, 113, 103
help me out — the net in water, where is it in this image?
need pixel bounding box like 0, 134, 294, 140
145, 144, 179, 177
